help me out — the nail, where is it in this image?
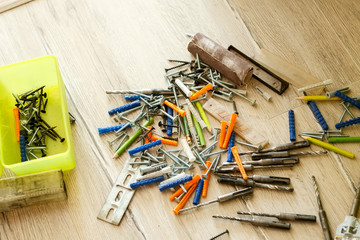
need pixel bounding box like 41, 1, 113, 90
234, 140, 262, 151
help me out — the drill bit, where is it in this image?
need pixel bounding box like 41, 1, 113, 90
312, 176, 332, 240
219, 157, 299, 166
251, 150, 327, 160
214, 163, 295, 173
218, 176, 294, 192
215, 173, 291, 185
178, 187, 253, 214
106, 89, 175, 95
237, 210, 316, 222
212, 214, 291, 229
242, 157, 299, 166
239, 141, 310, 155
350, 186, 360, 217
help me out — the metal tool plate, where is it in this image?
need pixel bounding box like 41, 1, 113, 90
228, 45, 289, 95
97, 157, 140, 225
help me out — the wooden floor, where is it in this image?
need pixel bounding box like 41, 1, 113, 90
1, 0, 360, 239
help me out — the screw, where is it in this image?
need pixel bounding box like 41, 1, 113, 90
26, 146, 46, 150
68, 112, 76, 123
203, 149, 228, 157
108, 132, 125, 147
19, 86, 46, 99
195, 53, 201, 71
159, 147, 189, 167
117, 105, 142, 118
200, 140, 218, 156
158, 122, 179, 128
114, 134, 129, 151
168, 59, 190, 64
216, 80, 238, 89
20, 123, 32, 134
234, 140, 262, 152
27, 150, 38, 159
209, 229, 229, 240
27, 127, 40, 146
133, 109, 146, 123
139, 97, 151, 106
168, 152, 190, 168
157, 147, 181, 165
202, 155, 220, 179
205, 77, 256, 106
41, 98, 48, 113
40, 119, 65, 142
174, 191, 186, 202
165, 62, 189, 72
217, 90, 233, 99
144, 151, 161, 163
212, 92, 232, 102
192, 148, 209, 169
114, 122, 131, 135
118, 114, 136, 126
165, 68, 188, 77
209, 128, 220, 141
159, 109, 178, 121
128, 90, 153, 101
340, 102, 354, 118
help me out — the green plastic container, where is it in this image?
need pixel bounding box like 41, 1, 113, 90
0, 56, 75, 176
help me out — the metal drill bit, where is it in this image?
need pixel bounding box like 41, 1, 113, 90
260, 141, 310, 153
349, 186, 360, 217
239, 141, 310, 155
215, 173, 291, 185
311, 176, 332, 240
237, 211, 316, 222
251, 150, 327, 160
218, 176, 294, 192
214, 163, 295, 173
178, 187, 253, 214
242, 157, 299, 166
106, 89, 175, 95
212, 214, 291, 229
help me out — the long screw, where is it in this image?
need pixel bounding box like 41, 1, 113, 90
209, 229, 229, 240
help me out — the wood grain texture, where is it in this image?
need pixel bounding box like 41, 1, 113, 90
0, 0, 33, 13
0, 0, 359, 239
203, 98, 269, 146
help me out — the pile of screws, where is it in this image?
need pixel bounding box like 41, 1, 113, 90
13, 86, 65, 161
98, 56, 315, 217
97, 35, 360, 238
